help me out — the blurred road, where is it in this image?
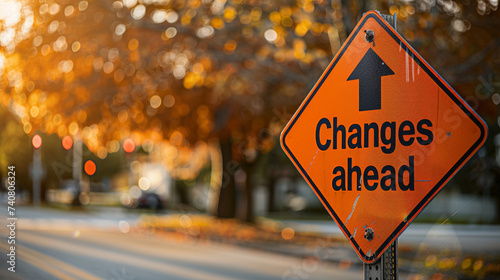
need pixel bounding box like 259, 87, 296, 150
0, 206, 362, 280
2, 205, 500, 279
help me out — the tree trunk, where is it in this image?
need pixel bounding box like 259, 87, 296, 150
268, 170, 276, 213
216, 137, 236, 218
341, 0, 355, 36
240, 162, 255, 223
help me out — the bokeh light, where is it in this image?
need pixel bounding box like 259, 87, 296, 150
84, 160, 96, 176
62, 135, 73, 150
138, 177, 150, 191
123, 138, 135, 153
32, 134, 42, 149
281, 227, 295, 240
118, 221, 130, 233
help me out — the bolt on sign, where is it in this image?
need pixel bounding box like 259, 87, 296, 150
280, 11, 487, 263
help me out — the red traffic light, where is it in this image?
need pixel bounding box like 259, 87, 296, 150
32, 135, 42, 149
62, 136, 73, 150
84, 160, 96, 176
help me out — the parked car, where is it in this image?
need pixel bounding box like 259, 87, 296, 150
121, 190, 164, 210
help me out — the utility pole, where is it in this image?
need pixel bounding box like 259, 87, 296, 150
72, 132, 83, 205
31, 135, 42, 207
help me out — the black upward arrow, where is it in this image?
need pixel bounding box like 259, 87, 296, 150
347, 48, 395, 111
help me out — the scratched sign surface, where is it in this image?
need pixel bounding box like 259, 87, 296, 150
280, 11, 487, 263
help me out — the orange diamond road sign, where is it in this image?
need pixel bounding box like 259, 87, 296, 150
280, 11, 487, 263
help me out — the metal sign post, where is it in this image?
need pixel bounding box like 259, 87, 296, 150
363, 12, 398, 280
364, 240, 397, 279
